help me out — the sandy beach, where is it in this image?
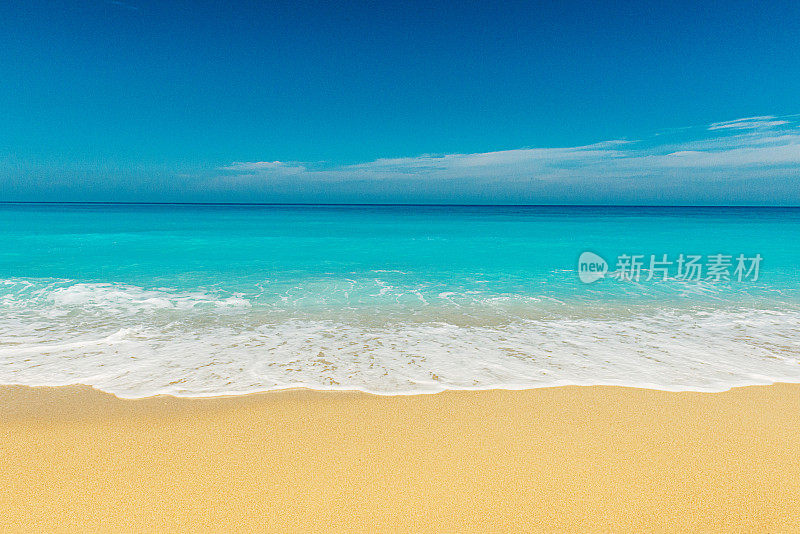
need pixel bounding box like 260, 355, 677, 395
2, 383, 800, 533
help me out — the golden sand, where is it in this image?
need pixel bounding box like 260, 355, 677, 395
2, 383, 800, 533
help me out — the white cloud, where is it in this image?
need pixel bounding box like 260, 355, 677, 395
221, 161, 307, 173
220, 116, 799, 181
206, 114, 800, 204
707, 116, 789, 131
7, 115, 797, 204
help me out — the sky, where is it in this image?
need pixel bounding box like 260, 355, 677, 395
1, 0, 799, 204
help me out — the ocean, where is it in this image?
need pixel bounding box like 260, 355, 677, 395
1, 203, 799, 397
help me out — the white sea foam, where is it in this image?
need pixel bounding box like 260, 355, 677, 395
1, 279, 799, 397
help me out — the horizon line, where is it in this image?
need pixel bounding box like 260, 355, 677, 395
1, 201, 800, 208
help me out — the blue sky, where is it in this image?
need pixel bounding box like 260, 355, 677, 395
1, 0, 799, 203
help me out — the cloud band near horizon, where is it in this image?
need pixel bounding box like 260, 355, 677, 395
208, 115, 800, 204
3, 115, 800, 204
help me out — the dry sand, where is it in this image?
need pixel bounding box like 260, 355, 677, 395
2, 383, 800, 533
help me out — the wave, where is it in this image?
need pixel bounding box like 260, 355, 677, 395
1, 278, 799, 397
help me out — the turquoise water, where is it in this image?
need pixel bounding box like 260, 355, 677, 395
1, 203, 799, 396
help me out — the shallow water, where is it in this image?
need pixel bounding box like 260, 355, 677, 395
1, 203, 799, 397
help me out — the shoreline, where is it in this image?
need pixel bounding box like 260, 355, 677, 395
3, 383, 800, 532
1, 377, 795, 403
